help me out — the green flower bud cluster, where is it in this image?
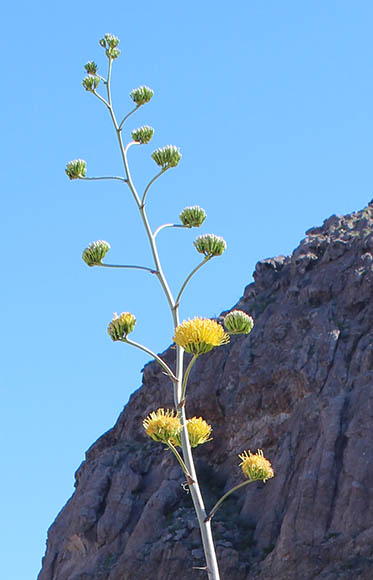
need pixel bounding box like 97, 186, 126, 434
65, 159, 87, 180
224, 310, 254, 335
130, 86, 154, 106
84, 61, 98, 75
194, 234, 226, 257
152, 145, 182, 169
131, 126, 154, 144
107, 312, 136, 341
179, 206, 207, 228
99, 33, 120, 59
82, 75, 100, 92
82, 240, 111, 266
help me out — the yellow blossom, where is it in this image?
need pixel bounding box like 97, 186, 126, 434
172, 417, 212, 448
238, 449, 274, 482
173, 317, 230, 355
143, 409, 182, 444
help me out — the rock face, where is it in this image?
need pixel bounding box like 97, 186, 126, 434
39, 204, 373, 580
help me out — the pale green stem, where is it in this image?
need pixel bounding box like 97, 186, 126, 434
175, 256, 211, 307
99, 263, 157, 274
81, 176, 127, 183
153, 223, 185, 239
92, 90, 109, 107
124, 141, 138, 155
119, 106, 140, 131
205, 479, 256, 522
141, 169, 168, 207
122, 337, 177, 382
102, 59, 175, 316
106, 57, 113, 107
165, 440, 193, 479
122, 147, 176, 312
178, 398, 220, 579
180, 354, 198, 402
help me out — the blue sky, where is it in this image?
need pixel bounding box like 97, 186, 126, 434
2, 2, 373, 578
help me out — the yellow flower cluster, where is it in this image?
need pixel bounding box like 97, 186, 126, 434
173, 317, 230, 355
143, 409, 182, 443
143, 410, 212, 449
239, 449, 274, 482
173, 417, 212, 448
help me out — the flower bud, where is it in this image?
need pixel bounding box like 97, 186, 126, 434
107, 312, 136, 341
65, 159, 87, 180
106, 48, 120, 60
172, 417, 212, 448
99, 38, 107, 48
143, 409, 182, 444
84, 61, 98, 75
82, 75, 100, 92
82, 240, 111, 266
152, 145, 181, 169
104, 33, 120, 48
239, 449, 274, 483
131, 126, 154, 144
194, 234, 226, 257
179, 206, 207, 228
130, 86, 154, 106
224, 310, 254, 335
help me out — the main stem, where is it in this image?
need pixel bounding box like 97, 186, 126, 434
104, 60, 220, 579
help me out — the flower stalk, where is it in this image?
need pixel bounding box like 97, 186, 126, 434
80, 43, 222, 577
69, 34, 270, 580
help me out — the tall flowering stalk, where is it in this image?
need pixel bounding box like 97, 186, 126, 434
67, 33, 274, 580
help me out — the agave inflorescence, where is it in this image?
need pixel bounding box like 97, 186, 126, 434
107, 312, 136, 341
173, 317, 230, 355
239, 449, 274, 482
194, 233, 227, 257
143, 409, 182, 443
224, 310, 254, 335
65, 33, 272, 580
82, 240, 110, 266
130, 85, 154, 106
65, 159, 87, 180
179, 206, 207, 228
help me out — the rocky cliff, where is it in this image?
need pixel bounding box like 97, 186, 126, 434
39, 204, 373, 580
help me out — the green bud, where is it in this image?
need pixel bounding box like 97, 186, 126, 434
65, 159, 87, 180
82, 240, 111, 266
131, 126, 154, 144
179, 206, 207, 228
99, 38, 107, 48
107, 312, 136, 341
82, 75, 100, 92
130, 86, 154, 106
106, 47, 120, 60
104, 33, 120, 48
194, 234, 227, 257
224, 310, 254, 335
152, 145, 181, 169
84, 61, 98, 75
